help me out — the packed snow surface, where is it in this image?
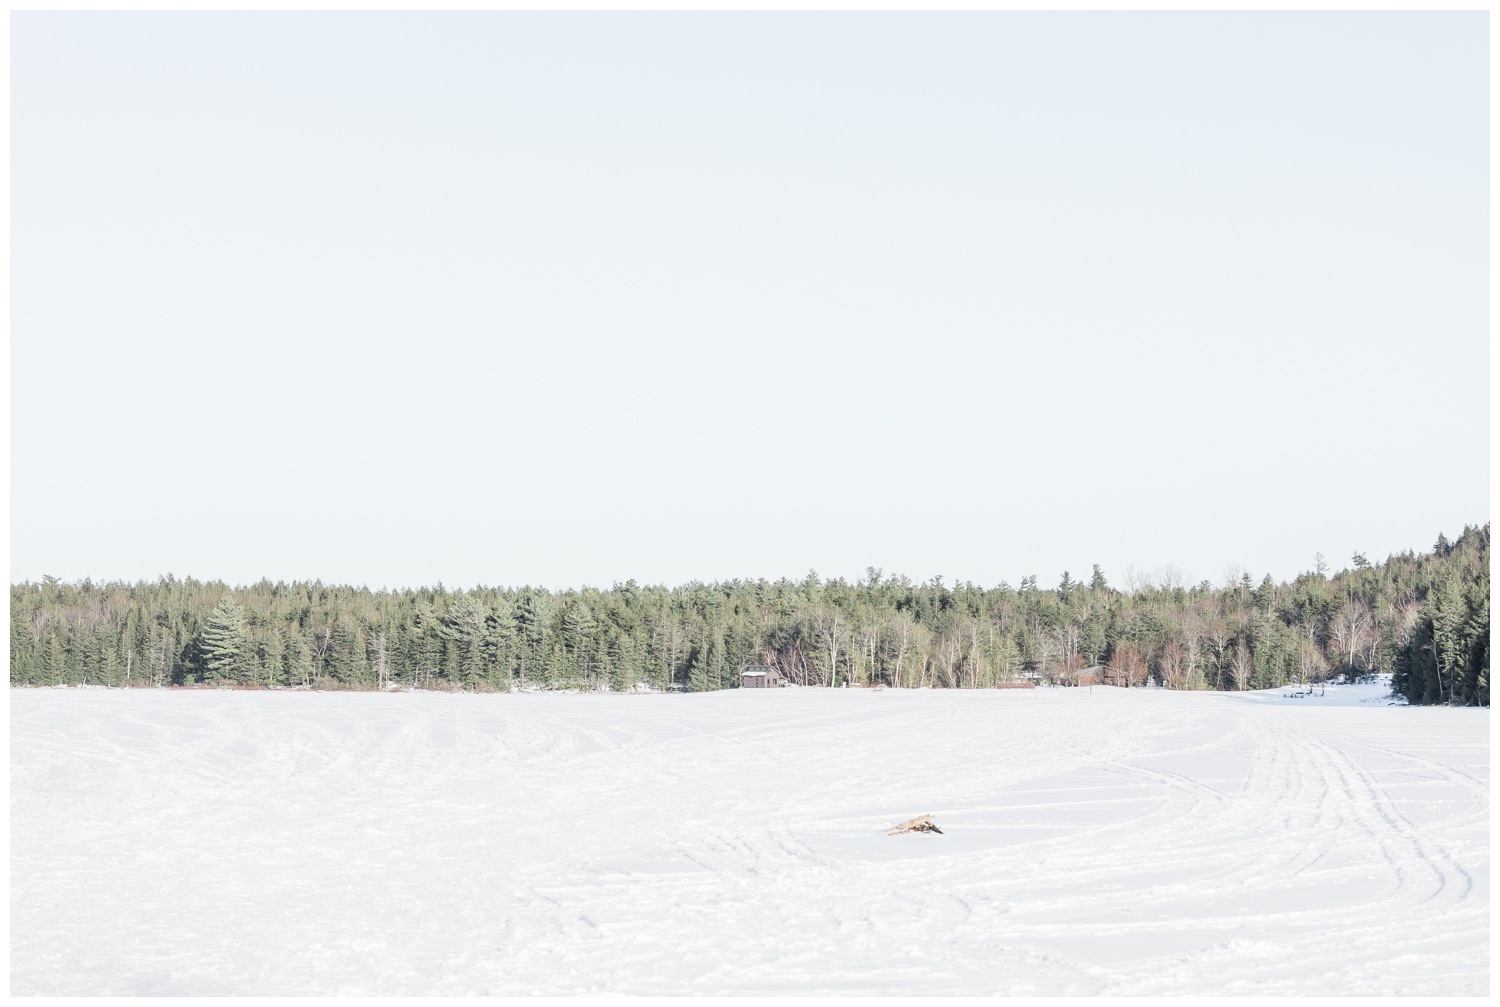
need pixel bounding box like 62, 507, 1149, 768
11, 681, 1488, 995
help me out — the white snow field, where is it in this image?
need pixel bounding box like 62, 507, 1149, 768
11, 681, 1488, 996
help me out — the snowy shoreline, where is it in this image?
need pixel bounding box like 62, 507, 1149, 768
8, 674, 1425, 705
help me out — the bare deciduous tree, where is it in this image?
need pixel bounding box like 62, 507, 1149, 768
1052, 622, 1082, 674
1228, 641, 1253, 691
966, 619, 988, 688
936, 630, 963, 688
372, 631, 391, 690
1179, 611, 1207, 690
1106, 645, 1146, 687
1207, 618, 1232, 689
856, 620, 881, 688
150, 630, 172, 688
1328, 599, 1374, 676
1298, 637, 1329, 683
312, 624, 334, 680
814, 607, 844, 688
1159, 641, 1189, 689
891, 614, 915, 688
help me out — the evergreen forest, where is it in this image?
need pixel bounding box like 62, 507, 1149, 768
11, 524, 1488, 706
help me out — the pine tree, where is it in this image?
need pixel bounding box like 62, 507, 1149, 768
285, 630, 313, 688
199, 597, 248, 685
440, 596, 490, 686
260, 627, 286, 688
101, 643, 122, 686
326, 619, 365, 684
486, 595, 516, 687
514, 590, 553, 685
45, 630, 66, 685
1425, 562, 1482, 706
562, 600, 596, 685
11, 612, 37, 684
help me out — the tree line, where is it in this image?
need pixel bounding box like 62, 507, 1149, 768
10, 524, 1488, 705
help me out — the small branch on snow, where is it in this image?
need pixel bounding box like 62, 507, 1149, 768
886, 814, 943, 835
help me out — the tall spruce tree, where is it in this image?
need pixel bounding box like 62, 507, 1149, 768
285, 630, 313, 688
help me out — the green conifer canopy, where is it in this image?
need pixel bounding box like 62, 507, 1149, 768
9, 525, 1488, 705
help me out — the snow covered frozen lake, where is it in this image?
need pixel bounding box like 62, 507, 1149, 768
11, 681, 1488, 995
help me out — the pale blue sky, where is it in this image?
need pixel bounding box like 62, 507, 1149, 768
11, 12, 1489, 590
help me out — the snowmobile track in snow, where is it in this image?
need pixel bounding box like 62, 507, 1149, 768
10, 681, 1487, 995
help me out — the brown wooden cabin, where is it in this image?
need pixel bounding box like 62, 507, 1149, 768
741, 665, 783, 688
1060, 665, 1107, 687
